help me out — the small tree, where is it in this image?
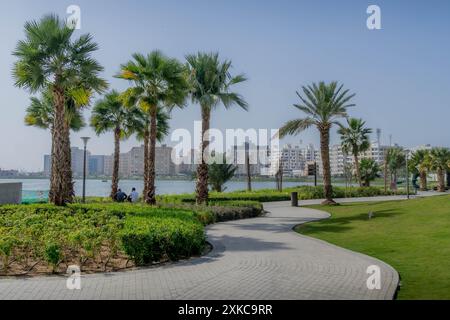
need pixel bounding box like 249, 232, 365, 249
359, 158, 381, 187
429, 148, 450, 192
386, 147, 406, 191
208, 161, 237, 193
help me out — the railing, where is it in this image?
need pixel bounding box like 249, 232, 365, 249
22, 190, 49, 204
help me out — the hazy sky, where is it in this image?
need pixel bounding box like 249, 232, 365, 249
1, 0, 449, 171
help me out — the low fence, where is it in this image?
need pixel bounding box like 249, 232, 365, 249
22, 190, 49, 204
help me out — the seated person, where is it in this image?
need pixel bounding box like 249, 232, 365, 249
128, 188, 139, 203
115, 189, 128, 203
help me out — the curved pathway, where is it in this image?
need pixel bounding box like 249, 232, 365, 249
0, 198, 408, 300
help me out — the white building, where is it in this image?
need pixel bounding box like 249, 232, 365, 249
270, 144, 318, 177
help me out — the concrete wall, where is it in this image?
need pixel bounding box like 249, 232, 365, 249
0, 183, 22, 205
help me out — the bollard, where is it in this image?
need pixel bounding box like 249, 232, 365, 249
291, 192, 298, 207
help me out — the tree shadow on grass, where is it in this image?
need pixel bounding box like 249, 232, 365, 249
298, 208, 406, 236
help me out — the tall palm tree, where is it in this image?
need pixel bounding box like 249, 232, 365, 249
338, 118, 372, 187
279, 82, 356, 205
135, 109, 171, 199
429, 148, 450, 192
13, 15, 107, 206
91, 90, 143, 199
118, 51, 189, 204
409, 149, 431, 191
386, 147, 405, 191
186, 52, 248, 204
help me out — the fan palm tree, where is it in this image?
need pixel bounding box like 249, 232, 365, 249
91, 90, 143, 199
359, 158, 380, 187
186, 52, 248, 204
338, 118, 372, 187
13, 14, 108, 206
135, 109, 171, 199
25, 90, 85, 133
409, 149, 431, 191
118, 51, 189, 204
279, 82, 356, 205
429, 148, 450, 192
386, 147, 406, 191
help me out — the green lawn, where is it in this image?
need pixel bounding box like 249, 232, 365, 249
296, 195, 450, 300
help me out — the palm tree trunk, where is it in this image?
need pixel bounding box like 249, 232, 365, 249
146, 108, 158, 205
319, 125, 335, 205
384, 157, 388, 193
354, 154, 362, 187
49, 86, 74, 206
110, 126, 121, 200
437, 168, 445, 192
142, 127, 150, 200
419, 170, 428, 191
196, 106, 210, 204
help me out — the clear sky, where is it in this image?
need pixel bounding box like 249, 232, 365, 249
1, 0, 449, 171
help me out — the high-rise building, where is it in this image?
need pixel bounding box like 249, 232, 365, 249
103, 145, 176, 178
269, 143, 318, 177
88, 155, 105, 176
316, 141, 390, 176
43, 147, 90, 177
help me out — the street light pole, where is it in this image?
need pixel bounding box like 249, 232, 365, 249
81, 137, 90, 203
405, 150, 410, 200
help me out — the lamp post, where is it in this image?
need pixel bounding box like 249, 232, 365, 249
81, 137, 90, 203
405, 149, 410, 200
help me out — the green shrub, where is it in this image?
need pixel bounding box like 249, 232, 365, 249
120, 216, 205, 265
0, 204, 207, 274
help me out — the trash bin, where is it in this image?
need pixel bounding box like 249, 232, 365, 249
291, 192, 298, 207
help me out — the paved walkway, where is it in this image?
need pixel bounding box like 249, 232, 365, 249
0, 195, 422, 300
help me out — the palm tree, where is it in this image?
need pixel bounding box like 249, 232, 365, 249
359, 158, 380, 187
208, 161, 237, 193
338, 118, 372, 187
386, 147, 405, 191
25, 90, 85, 133
118, 51, 189, 205
279, 82, 356, 205
186, 52, 248, 204
13, 15, 107, 206
409, 149, 431, 191
429, 148, 450, 192
135, 109, 171, 199
91, 90, 143, 199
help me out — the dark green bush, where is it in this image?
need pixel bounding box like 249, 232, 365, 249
120, 216, 205, 265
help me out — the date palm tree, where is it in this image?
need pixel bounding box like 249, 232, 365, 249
91, 90, 143, 199
279, 82, 356, 205
135, 109, 171, 199
13, 15, 107, 206
338, 118, 372, 187
186, 52, 248, 204
118, 51, 189, 204
429, 147, 450, 192
409, 149, 431, 191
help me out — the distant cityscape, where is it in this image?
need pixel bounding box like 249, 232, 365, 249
0, 141, 440, 180
33, 142, 437, 179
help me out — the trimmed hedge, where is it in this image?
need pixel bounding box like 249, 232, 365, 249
121, 216, 205, 265
159, 186, 408, 204
0, 204, 206, 274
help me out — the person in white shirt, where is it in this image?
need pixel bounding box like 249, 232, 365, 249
129, 188, 140, 203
